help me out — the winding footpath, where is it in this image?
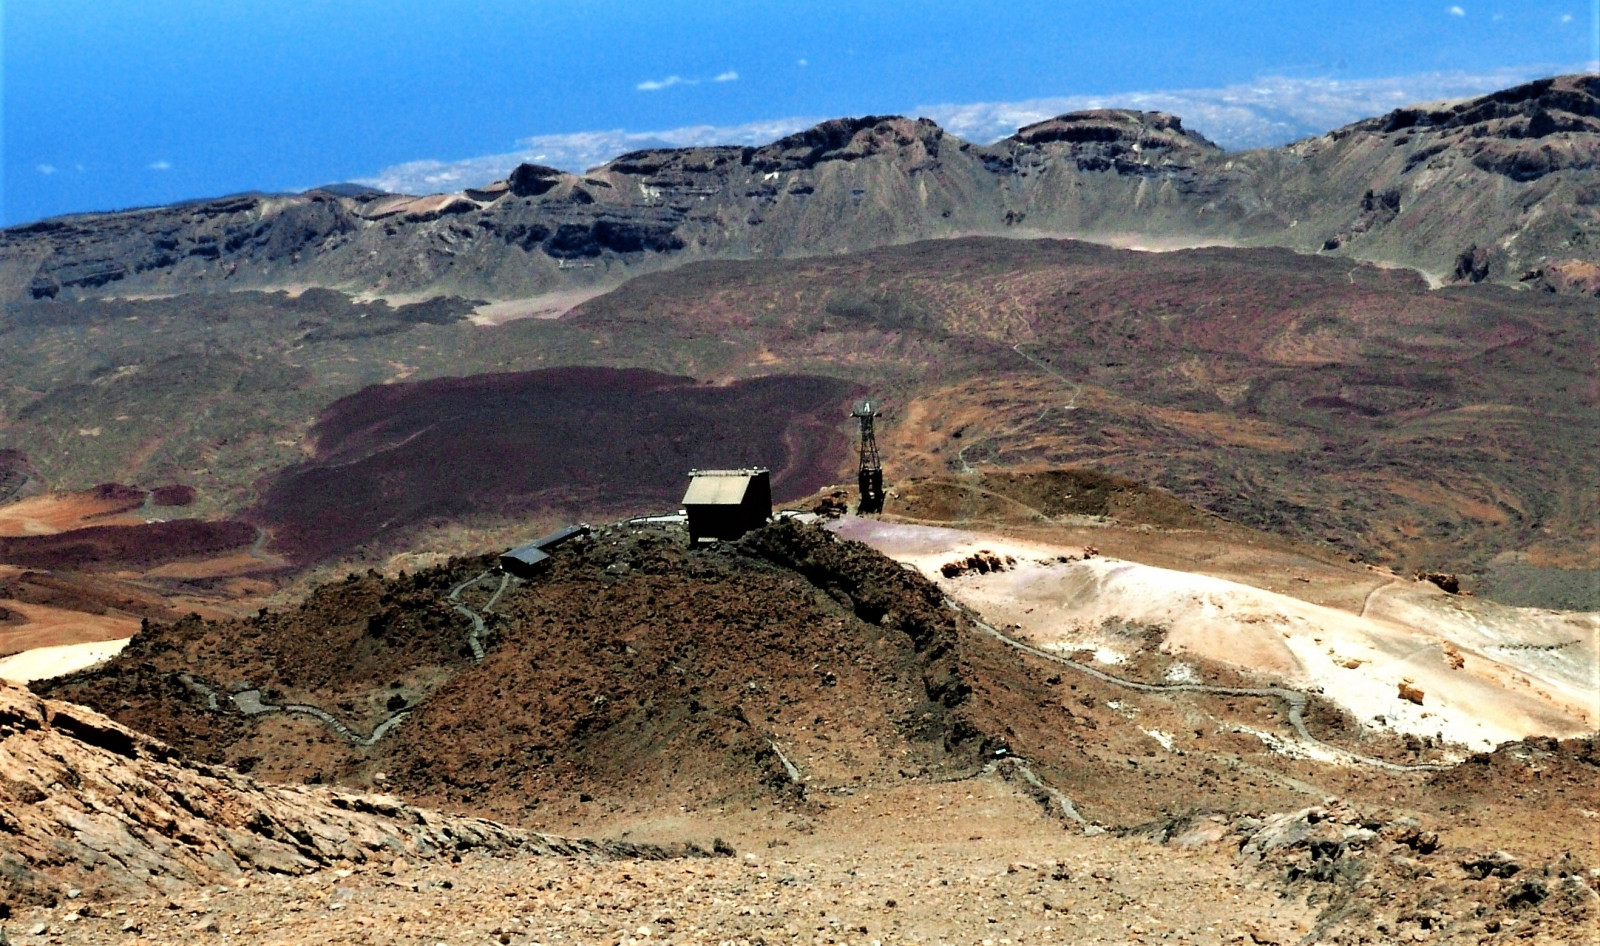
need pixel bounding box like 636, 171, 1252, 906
956, 343, 1082, 477
449, 568, 508, 662
176, 566, 512, 746
947, 599, 1452, 773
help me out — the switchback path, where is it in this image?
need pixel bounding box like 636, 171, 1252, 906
449, 568, 508, 662
175, 565, 515, 746
948, 599, 1453, 773
229, 687, 412, 747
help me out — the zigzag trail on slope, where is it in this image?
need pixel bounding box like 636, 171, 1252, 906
174, 567, 515, 746
833, 517, 1598, 754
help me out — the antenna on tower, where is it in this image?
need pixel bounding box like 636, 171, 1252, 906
852, 400, 885, 514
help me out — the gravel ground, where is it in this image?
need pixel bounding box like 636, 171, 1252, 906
7, 780, 1327, 946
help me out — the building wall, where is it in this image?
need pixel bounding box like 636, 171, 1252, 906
685, 470, 772, 542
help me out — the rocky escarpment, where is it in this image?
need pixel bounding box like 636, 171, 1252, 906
1156, 801, 1600, 945
0, 681, 658, 906
1260, 74, 1600, 282
1356, 74, 1600, 182
1008, 110, 1221, 172
1, 75, 1595, 300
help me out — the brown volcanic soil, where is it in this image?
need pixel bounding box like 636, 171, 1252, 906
251, 367, 856, 564
889, 468, 1219, 530
33, 520, 1599, 943
45, 520, 1588, 830
47, 522, 992, 822
570, 237, 1598, 593
0, 484, 147, 538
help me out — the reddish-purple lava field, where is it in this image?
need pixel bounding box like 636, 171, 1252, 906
252, 367, 857, 563
0, 520, 258, 571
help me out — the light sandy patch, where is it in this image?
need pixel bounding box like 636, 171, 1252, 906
833, 517, 1598, 751
0, 491, 146, 537
1080, 231, 1241, 253
0, 599, 142, 657
0, 638, 130, 683
468, 287, 614, 326
143, 552, 280, 580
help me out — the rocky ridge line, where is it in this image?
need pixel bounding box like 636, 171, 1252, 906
4, 75, 1594, 301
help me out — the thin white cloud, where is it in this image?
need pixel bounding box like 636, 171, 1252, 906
915, 66, 1558, 150
36, 164, 57, 175
637, 75, 691, 91
714, 70, 739, 82
149, 160, 172, 171
1560, 13, 1574, 22
357, 64, 1573, 196
1448, 5, 1465, 16
797, 58, 808, 67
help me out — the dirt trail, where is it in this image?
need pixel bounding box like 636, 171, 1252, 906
449, 568, 508, 662
173, 566, 513, 746
951, 598, 1449, 773
1360, 578, 1405, 618
957, 343, 1082, 474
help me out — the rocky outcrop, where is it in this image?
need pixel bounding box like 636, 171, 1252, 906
1009, 110, 1221, 173
748, 116, 944, 173
1358, 75, 1600, 182
505, 163, 567, 197
1210, 804, 1600, 944
1520, 258, 1600, 295
0, 681, 632, 905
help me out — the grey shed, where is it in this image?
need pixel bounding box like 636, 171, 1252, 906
499, 523, 592, 578
682, 469, 772, 542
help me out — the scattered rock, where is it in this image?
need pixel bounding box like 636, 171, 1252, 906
1415, 571, 1460, 594
940, 550, 1015, 578
1461, 852, 1522, 880
0, 681, 654, 905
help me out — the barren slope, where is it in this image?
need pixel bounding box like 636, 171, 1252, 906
28, 518, 1600, 945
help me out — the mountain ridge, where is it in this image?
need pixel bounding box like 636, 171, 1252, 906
5, 75, 1595, 303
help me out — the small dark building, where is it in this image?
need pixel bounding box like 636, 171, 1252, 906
499, 523, 591, 578
683, 468, 772, 542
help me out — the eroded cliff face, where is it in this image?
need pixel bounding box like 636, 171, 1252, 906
2, 76, 1595, 301
1253, 74, 1600, 286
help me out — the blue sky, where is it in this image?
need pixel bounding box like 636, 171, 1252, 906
5, 0, 1594, 225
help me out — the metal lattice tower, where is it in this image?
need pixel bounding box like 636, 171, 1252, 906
852, 400, 884, 514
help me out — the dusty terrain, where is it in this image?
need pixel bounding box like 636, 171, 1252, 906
0, 678, 691, 916
0, 72, 1594, 945
567, 240, 1597, 592
1, 237, 1591, 600
18, 776, 1598, 946
835, 515, 1596, 750
12, 516, 1600, 944
0, 487, 279, 673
